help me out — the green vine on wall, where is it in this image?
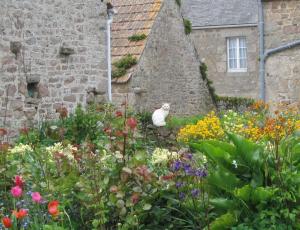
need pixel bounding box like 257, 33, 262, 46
183, 19, 192, 35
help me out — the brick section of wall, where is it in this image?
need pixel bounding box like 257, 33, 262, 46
191, 27, 259, 98
264, 0, 300, 104
129, 0, 214, 115
0, 0, 107, 138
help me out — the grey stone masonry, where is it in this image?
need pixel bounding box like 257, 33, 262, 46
0, 0, 107, 138
129, 0, 215, 115
264, 0, 300, 104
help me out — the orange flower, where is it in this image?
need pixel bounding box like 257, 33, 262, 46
48, 200, 59, 217
2, 217, 12, 228
12, 209, 28, 219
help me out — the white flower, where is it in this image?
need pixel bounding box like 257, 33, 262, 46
151, 148, 179, 164
9, 144, 33, 155
232, 160, 238, 168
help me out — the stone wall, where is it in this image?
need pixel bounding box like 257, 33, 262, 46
0, 0, 107, 138
190, 26, 260, 99
128, 0, 214, 116
264, 0, 300, 103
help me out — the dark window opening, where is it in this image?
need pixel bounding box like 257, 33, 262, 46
27, 83, 38, 98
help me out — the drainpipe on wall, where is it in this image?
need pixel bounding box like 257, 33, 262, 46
258, 0, 300, 102
258, 0, 265, 101
107, 3, 115, 102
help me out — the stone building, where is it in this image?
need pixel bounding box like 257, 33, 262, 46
111, 0, 214, 115
182, 0, 300, 104
0, 0, 108, 137
264, 0, 300, 103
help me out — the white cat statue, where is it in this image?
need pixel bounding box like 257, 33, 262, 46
152, 103, 170, 127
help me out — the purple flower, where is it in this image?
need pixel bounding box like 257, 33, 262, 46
179, 192, 186, 200
176, 181, 185, 188
195, 169, 207, 178
191, 189, 200, 198
183, 163, 194, 175
172, 161, 181, 171
185, 153, 193, 160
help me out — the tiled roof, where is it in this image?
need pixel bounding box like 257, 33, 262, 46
111, 0, 163, 83
181, 0, 258, 28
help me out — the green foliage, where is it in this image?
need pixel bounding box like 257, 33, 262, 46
166, 115, 203, 129
191, 132, 300, 228
200, 62, 217, 104
128, 34, 147, 42
216, 95, 255, 111
112, 54, 137, 78
183, 19, 192, 35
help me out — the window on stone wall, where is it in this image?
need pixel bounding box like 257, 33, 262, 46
227, 37, 247, 72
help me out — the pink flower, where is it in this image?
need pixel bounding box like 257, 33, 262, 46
14, 175, 24, 188
31, 192, 42, 203
11, 186, 22, 198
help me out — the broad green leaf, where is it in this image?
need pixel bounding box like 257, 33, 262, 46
234, 184, 252, 202
208, 166, 241, 193
143, 203, 152, 210
251, 187, 274, 203
210, 212, 237, 230
210, 198, 236, 211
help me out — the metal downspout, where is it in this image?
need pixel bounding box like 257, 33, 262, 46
258, 0, 266, 101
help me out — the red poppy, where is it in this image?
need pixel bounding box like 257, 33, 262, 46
14, 175, 24, 188
12, 209, 28, 219
127, 117, 137, 130
131, 193, 140, 205
48, 200, 59, 217
0, 128, 7, 137
2, 217, 12, 228
115, 111, 123, 117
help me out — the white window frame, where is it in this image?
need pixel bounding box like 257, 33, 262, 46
227, 37, 247, 73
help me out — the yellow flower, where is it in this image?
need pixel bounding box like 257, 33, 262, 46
178, 111, 224, 142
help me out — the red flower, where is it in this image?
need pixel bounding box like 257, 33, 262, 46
12, 209, 28, 219
14, 175, 24, 188
131, 193, 140, 205
48, 200, 59, 217
2, 217, 12, 228
103, 127, 112, 135
162, 173, 175, 181
115, 111, 123, 117
0, 128, 7, 137
127, 117, 137, 130
11, 186, 22, 198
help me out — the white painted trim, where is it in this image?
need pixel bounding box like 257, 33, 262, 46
193, 23, 257, 30
227, 37, 248, 73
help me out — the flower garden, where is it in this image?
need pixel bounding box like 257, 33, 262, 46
1, 101, 300, 229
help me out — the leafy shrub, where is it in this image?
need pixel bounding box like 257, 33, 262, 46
112, 54, 137, 78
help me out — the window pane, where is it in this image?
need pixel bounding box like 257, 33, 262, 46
240, 58, 247, 69
228, 38, 238, 70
